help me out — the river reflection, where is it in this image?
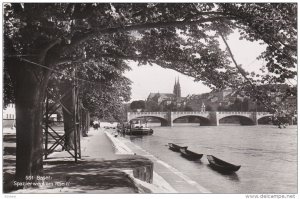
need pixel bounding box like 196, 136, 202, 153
128, 135, 145, 142
126, 124, 297, 193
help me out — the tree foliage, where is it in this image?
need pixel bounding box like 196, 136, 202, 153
3, 3, 297, 184
130, 100, 146, 110
4, 3, 297, 103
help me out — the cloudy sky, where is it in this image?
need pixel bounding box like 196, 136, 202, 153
124, 31, 267, 101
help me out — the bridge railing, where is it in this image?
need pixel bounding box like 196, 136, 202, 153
128, 111, 271, 115
217, 111, 254, 115
128, 112, 168, 115
257, 112, 272, 115
173, 111, 210, 114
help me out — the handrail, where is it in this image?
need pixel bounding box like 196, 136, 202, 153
128, 111, 271, 115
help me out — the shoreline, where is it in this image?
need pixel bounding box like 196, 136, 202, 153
104, 129, 211, 193
3, 126, 209, 193
104, 129, 178, 193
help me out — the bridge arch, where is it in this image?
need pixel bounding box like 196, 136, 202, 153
127, 112, 170, 126
219, 115, 255, 125
257, 115, 273, 125
172, 115, 212, 126
127, 111, 272, 126
257, 113, 274, 125
128, 116, 169, 126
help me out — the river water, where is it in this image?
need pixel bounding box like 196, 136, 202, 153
127, 124, 297, 193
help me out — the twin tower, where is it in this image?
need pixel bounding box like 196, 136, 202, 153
173, 77, 181, 98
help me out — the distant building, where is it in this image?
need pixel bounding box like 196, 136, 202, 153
173, 77, 181, 98
3, 103, 16, 128
3, 103, 16, 120
146, 77, 186, 111
3, 103, 59, 126
146, 81, 296, 114
185, 89, 236, 111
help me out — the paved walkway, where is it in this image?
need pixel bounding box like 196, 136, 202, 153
3, 128, 153, 193
81, 128, 120, 160
4, 127, 210, 193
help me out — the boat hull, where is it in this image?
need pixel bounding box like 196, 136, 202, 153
180, 148, 203, 160
207, 155, 241, 173
126, 128, 153, 136
168, 143, 187, 152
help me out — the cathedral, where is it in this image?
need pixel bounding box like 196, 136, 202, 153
173, 77, 181, 98
146, 77, 186, 111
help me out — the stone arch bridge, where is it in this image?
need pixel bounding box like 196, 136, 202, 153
127, 111, 273, 126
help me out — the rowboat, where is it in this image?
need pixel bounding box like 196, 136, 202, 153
179, 148, 203, 160
207, 155, 241, 173
168, 143, 187, 152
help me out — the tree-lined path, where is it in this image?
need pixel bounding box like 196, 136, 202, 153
4, 3, 296, 191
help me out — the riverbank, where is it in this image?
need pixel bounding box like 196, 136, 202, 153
104, 129, 211, 193
104, 130, 178, 193
3, 126, 211, 193
3, 128, 154, 193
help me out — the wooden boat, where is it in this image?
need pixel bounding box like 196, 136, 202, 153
179, 148, 203, 160
207, 155, 241, 173
168, 143, 187, 152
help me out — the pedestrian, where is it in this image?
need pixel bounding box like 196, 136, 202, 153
93, 120, 99, 130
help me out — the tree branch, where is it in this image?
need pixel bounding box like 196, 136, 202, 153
217, 27, 278, 112
184, 11, 235, 21
60, 16, 236, 55
39, 38, 62, 63
55, 53, 194, 66
55, 52, 221, 88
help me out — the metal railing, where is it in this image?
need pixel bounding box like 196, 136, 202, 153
128, 111, 271, 115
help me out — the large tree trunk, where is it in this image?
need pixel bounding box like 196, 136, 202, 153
60, 82, 75, 150
12, 60, 49, 182
4, 36, 62, 186
81, 107, 89, 137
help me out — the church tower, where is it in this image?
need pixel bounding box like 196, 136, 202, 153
173, 77, 181, 98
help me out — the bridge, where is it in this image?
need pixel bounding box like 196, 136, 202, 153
127, 111, 273, 126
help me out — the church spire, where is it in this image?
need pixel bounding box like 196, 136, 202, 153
173, 77, 177, 96
173, 76, 181, 98
177, 76, 181, 98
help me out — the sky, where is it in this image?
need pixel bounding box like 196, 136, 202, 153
124, 30, 267, 101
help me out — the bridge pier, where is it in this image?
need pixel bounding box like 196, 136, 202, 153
161, 120, 170, 126
167, 112, 173, 127
209, 112, 219, 126
252, 112, 258, 125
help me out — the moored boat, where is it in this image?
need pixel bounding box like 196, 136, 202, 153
179, 148, 203, 160
126, 118, 153, 136
168, 143, 187, 152
128, 127, 153, 135
207, 155, 241, 173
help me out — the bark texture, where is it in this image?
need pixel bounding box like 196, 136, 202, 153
12, 60, 46, 181
60, 82, 75, 150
